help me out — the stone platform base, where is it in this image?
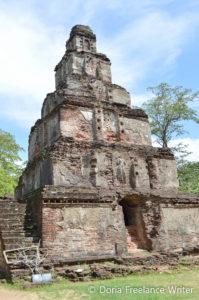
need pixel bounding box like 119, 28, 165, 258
50, 252, 199, 281
1, 187, 199, 281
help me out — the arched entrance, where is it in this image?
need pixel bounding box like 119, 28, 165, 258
120, 197, 150, 253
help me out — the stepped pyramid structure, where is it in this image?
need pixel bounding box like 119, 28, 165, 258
1, 25, 199, 280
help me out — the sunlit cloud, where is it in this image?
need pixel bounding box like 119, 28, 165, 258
99, 12, 199, 90
169, 138, 199, 162
152, 137, 199, 162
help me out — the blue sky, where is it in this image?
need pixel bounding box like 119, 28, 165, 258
0, 0, 199, 161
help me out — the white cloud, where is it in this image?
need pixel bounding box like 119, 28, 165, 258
152, 137, 199, 162
130, 92, 153, 107
169, 138, 199, 162
0, 9, 65, 100
98, 11, 199, 90
0, 5, 66, 127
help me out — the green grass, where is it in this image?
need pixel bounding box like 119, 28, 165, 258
1, 267, 199, 300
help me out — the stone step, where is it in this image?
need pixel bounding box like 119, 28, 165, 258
2, 239, 39, 250
0, 223, 24, 228
127, 238, 139, 245
0, 212, 26, 217
4, 240, 39, 248
4, 242, 39, 250
0, 224, 25, 229
1, 232, 26, 237
0, 214, 32, 219
0, 201, 25, 205
0, 221, 25, 227
3, 233, 38, 240
0, 208, 22, 212
126, 235, 141, 243
0, 211, 25, 217
3, 235, 38, 241
126, 233, 139, 239
1, 231, 38, 238
0, 200, 17, 204
126, 226, 141, 252
0, 206, 26, 211
126, 226, 137, 232
0, 204, 25, 210
0, 219, 25, 224
0, 217, 32, 224
10, 268, 31, 280
0, 202, 24, 207
0, 219, 24, 223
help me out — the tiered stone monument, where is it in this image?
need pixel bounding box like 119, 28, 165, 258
1, 25, 199, 279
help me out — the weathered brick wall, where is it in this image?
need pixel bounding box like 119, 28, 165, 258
150, 158, 179, 189
17, 135, 178, 200
120, 117, 151, 145
30, 99, 152, 162
60, 106, 93, 141
111, 86, 130, 106
19, 158, 53, 198
154, 206, 199, 252
50, 142, 177, 191
28, 110, 60, 161
121, 192, 199, 254
55, 53, 111, 85
42, 205, 127, 259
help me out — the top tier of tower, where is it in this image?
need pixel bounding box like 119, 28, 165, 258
41, 25, 132, 119
66, 25, 97, 53
54, 25, 112, 90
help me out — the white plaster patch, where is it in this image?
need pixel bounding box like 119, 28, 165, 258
80, 110, 93, 122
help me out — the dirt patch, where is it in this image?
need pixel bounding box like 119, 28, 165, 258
0, 288, 39, 300
0, 287, 87, 300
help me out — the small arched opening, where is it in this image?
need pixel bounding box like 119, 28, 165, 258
84, 39, 90, 51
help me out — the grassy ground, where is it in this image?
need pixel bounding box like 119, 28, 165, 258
0, 266, 198, 300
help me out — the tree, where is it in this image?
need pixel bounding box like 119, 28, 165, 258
4, 242, 48, 275
142, 83, 199, 147
0, 128, 24, 196
178, 161, 199, 194
13, 246, 48, 275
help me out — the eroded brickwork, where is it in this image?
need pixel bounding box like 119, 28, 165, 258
42, 205, 126, 259
1, 25, 199, 280
16, 25, 199, 258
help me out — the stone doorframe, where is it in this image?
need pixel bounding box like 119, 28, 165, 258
119, 196, 152, 251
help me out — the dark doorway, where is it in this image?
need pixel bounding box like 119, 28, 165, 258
120, 198, 149, 252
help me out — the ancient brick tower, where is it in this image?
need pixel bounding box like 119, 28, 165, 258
1, 26, 199, 279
